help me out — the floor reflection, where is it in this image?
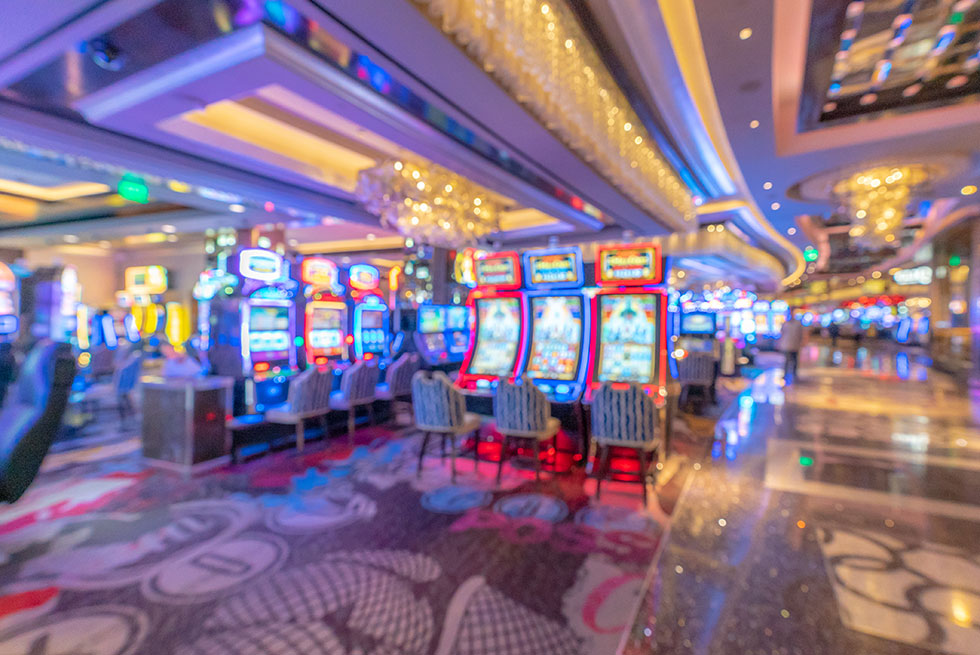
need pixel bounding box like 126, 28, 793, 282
628, 343, 980, 655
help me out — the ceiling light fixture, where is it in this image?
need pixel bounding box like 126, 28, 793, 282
63, 235, 80, 243
739, 27, 753, 40
835, 165, 929, 249
771, 202, 781, 210
749, 120, 760, 129
763, 181, 773, 190
161, 224, 176, 233
787, 227, 797, 235
962, 185, 977, 196
228, 203, 246, 213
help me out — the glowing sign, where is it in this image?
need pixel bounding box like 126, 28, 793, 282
474, 252, 521, 289
301, 257, 339, 289
454, 247, 486, 288
596, 243, 662, 286
523, 247, 583, 288
124, 265, 168, 295
349, 264, 380, 290
892, 266, 932, 286
118, 173, 148, 204
239, 249, 283, 282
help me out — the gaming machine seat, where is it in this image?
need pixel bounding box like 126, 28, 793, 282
0, 340, 77, 502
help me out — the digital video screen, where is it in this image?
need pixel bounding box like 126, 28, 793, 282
468, 297, 521, 377
423, 332, 447, 353
418, 306, 446, 333
680, 311, 716, 335
526, 295, 583, 381
361, 309, 384, 329
446, 306, 470, 331
311, 306, 343, 329
597, 294, 658, 384
309, 329, 342, 349
449, 330, 470, 354
250, 305, 290, 331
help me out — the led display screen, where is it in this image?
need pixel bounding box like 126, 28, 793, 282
361, 309, 384, 329
468, 297, 521, 377
680, 311, 716, 335
249, 305, 290, 331
418, 306, 446, 333
526, 296, 583, 381
597, 294, 658, 383
446, 306, 470, 331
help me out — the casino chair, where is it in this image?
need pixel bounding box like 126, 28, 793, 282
589, 382, 660, 504
329, 361, 378, 445
411, 370, 481, 483
0, 340, 77, 503
265, 364, 334, 452
376, 353, 421, 423
677, 352, 717, 409
75, 352, 142, 422
493, 378, 561, 484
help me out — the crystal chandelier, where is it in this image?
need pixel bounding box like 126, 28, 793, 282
413, 0, 695, 230
834, 165, 929, 249
356, 159, 503, 249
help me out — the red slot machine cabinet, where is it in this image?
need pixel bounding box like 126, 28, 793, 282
456, 251, 526, 394
300, 257, 348, 367
584, 242, 670, 406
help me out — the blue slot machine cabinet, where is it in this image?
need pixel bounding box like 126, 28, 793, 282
677, 311, 717, 354
348, 264, 389, 363
209, 248, 299, 413
415, 304, 472, 368
516, 247, 591, 402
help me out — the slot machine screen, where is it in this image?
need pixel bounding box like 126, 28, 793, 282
680, 311, 716, 335
418, 306, 446, 333
248, 305, 290, 355
446, 306, 470, 331
597, 294, 659, 384
309, 306, 344, 353
526, 295, 583, 381
361, 310, 384, 329
423, 332, 447, 353
468, 297, 522, 377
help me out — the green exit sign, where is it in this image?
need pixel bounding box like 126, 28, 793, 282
118, 174, 149, 204
803, 246, 819, 262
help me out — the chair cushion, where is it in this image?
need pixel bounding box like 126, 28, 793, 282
496, 416, 560, 441
417, 412, 482, 436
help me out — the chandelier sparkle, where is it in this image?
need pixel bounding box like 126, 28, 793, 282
834, 165, 929, 249
356, 159, 503, 248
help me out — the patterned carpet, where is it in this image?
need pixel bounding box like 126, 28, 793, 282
0, 423, 691, 655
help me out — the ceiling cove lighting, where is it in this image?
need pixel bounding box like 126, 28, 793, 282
962, 185, 978, 195
0, 179, 110, 201
413, 0, 695, 229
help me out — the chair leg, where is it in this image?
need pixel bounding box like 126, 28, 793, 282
533, 439, 541, 482
296, 420, 305, 453
638, 449, 649, 507
367, 403, 375, 426
347, 410, 355, 447
496, 436, 509, 484
417, 432, 431, 478
585, 438, 597, 475
440, 434, 447, 459
472, 430, 480, 466
449, 433, 457, 484
596, 446, 610, 500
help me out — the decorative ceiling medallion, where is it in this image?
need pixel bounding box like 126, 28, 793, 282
413, 0, 695, 230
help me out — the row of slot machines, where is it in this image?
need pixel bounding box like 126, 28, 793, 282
194, 249, 392, 411
455, 243, 670, 405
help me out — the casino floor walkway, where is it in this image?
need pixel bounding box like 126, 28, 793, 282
627, 343, 980, 655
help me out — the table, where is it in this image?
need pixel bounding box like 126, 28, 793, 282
141, 375, 234, 472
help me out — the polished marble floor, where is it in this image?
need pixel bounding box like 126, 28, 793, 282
627, 342, 980, 655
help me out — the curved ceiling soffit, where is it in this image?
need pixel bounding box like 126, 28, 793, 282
653, 0, 805, 286
868, 199, 980, 276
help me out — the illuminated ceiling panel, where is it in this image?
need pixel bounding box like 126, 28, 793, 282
159, 98, 381, 191
0, 178, 110, 201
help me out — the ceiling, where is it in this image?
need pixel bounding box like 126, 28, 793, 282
692, 0, 980, 284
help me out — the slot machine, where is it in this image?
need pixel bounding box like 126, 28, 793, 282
414, 304, 472, 368
457, 251, 525, 394
0, 262, 19, 341
300, 257, 348, 366
209, 248, 299, 412
348, 264, 389, 362
676, 311, 717, 355
20, 265, 79, 345
584, 243, 670, 405
515, 246, 591, 402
